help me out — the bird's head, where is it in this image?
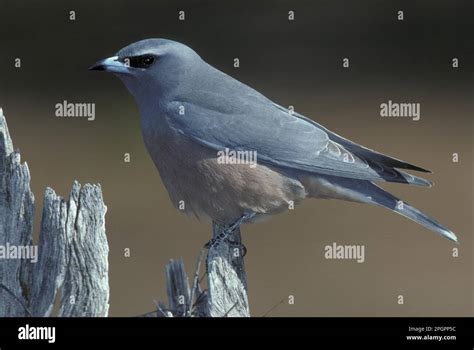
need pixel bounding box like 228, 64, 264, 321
89, 38, 201, 101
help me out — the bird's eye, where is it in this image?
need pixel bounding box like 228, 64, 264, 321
124, 55, 156, 69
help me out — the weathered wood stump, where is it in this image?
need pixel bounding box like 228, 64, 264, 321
0, 108, 249, 317
0, 109, 109, 317
155, 224, 250, 317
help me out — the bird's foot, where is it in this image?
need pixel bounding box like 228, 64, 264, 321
205, 238, 247, 257
226, 211, 256, 235
205, 212, 255, 250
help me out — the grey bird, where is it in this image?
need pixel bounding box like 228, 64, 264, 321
90, 38, 458, 243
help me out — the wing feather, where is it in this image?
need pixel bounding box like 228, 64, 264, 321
166, 96, 430, 186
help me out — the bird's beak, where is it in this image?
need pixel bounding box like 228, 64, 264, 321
89, 56, 130, 74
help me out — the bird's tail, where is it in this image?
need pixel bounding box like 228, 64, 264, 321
365, 182, 458, 243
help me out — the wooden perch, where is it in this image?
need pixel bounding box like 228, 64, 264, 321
155, 223, 250, 317
0, 109, 109, 317
1, 108, 249, 318
0, 109, 34, 317
206, 222, 249, 317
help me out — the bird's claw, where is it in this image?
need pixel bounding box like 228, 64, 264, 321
204, 212, 255, 250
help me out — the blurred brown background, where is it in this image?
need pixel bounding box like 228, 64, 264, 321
0, 0, 472, 316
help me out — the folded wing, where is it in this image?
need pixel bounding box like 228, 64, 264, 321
166, 92, 431, 187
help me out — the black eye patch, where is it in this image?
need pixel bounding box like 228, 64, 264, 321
122, 55, 156, 69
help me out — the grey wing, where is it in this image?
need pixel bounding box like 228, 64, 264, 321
272, 103, 431, 173
166, 99, 431, 186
